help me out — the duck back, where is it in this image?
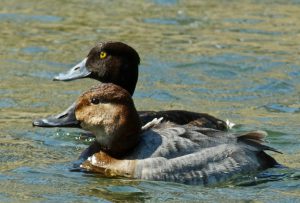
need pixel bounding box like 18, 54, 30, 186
129, 123, 279, 185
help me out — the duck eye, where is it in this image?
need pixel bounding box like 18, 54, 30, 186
91, 98, 100, 105
99, 51, 107, 59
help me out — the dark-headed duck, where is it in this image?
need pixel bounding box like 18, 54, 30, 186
33, 42, 229, 130
65, 83, 280, 185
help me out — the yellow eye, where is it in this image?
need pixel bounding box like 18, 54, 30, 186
100, 51, 107, 59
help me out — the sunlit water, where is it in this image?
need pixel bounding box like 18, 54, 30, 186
0, 0, 300, 202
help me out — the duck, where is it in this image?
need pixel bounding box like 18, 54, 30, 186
32, 41, 228, 131
64, 83, 280, 185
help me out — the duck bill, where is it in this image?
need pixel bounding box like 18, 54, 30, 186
32, 102, 81, 128
53, 58, 91, 81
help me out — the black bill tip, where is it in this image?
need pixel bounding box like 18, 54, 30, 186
32, 102, 81, 128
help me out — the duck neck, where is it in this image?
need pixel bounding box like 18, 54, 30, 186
102, 128, 141, 158
96, 107, 142, 158
117, 63, 138, 96
116, 78, 137, 96
91, 70, 137, 96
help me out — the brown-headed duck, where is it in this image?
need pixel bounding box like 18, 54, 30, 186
63, 83, 280, 185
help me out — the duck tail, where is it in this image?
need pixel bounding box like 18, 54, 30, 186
237, 130, 282, 169
237, 130, 282, 153
257, 151, 281, 169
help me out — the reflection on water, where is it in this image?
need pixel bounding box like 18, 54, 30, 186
0, 0, 299, 202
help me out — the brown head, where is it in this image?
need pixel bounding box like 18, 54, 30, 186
75, 83, 142, 157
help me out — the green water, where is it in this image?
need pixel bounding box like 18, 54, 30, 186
0, 0, 300, 202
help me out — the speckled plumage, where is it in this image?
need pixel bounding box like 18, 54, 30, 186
81, 122, 278, 185
77, 84, 279, 185
130, 124, 277, 185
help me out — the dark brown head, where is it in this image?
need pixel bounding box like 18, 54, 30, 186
54, 42, 140, 95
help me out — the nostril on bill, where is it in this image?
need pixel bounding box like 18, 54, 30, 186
57, 113, 68, 119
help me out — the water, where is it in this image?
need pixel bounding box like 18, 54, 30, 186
1, 0, 300, 202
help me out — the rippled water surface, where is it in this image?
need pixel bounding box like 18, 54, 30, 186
1, 0, 300, 202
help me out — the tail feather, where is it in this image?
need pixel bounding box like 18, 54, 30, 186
237, 131, 282, 154
257, 151, 281, 169
239, 131, 267, 143
236, 130, 282, 169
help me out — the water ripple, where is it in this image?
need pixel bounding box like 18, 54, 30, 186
21, 46, 48, 54
0, 98, 17, 108
152, 0, 178, 5
264, 103, 300, 113
0, 13, 62, 23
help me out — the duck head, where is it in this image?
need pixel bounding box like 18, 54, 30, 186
54, 42, 140, 95
74, 83, 142, 156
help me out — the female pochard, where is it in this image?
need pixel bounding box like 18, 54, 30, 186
67, 83, 279, 185
33, 42, 228, 130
